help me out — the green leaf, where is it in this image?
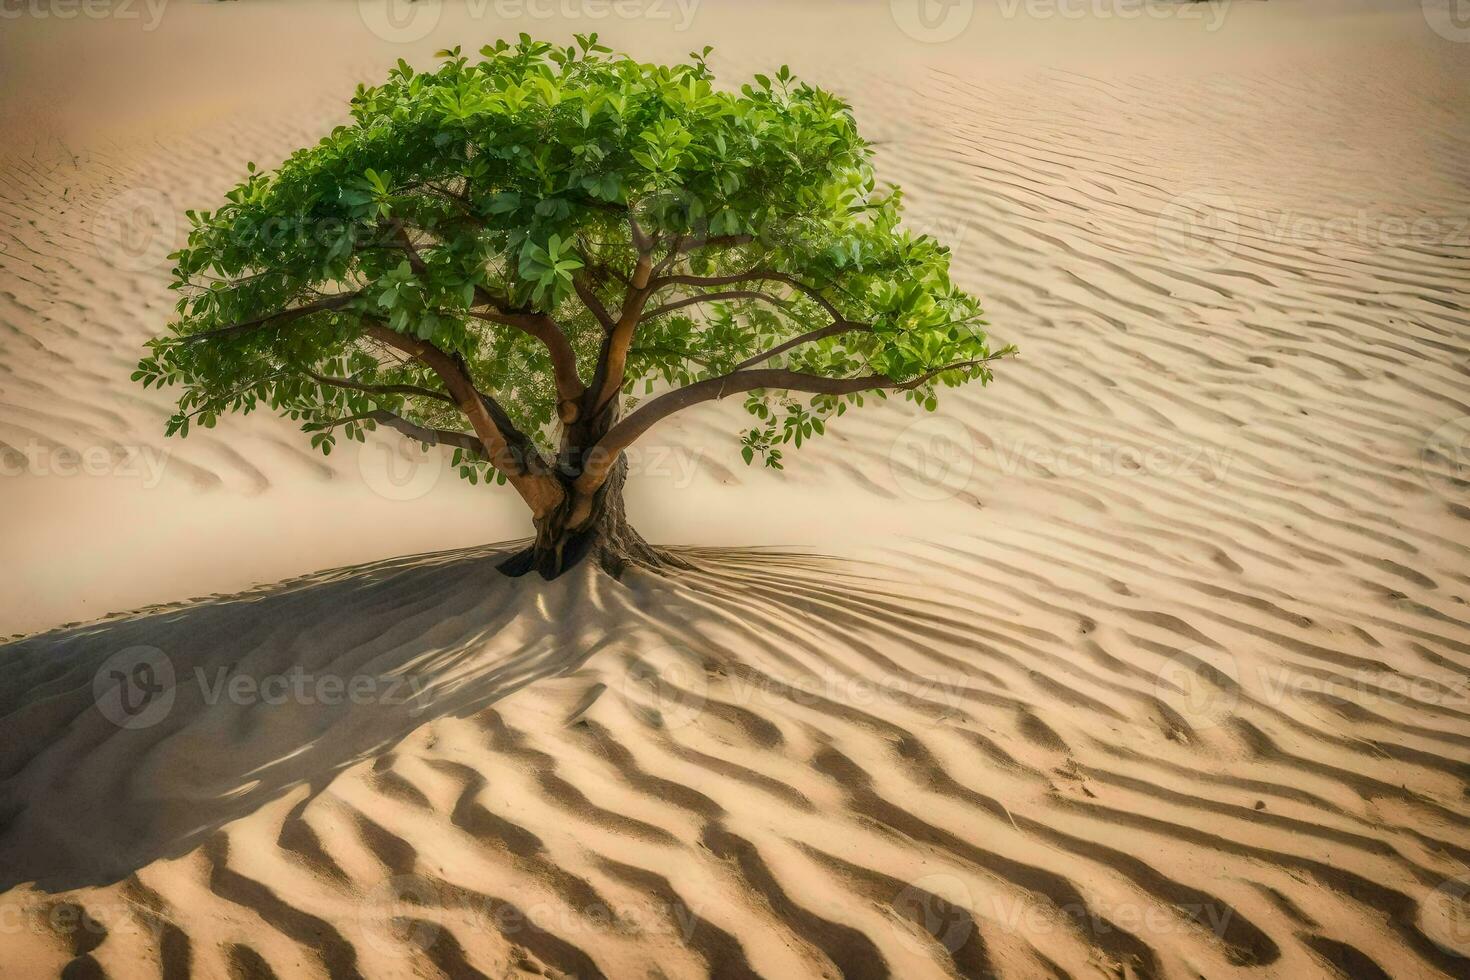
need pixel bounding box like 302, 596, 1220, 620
137, 37, 1002, 496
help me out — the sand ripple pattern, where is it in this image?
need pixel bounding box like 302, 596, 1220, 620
0, 541, 1466, 978
2, 21, 1469, 980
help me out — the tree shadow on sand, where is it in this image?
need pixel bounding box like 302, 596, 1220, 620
0, 543, 656, 893
0, 543, 872, 896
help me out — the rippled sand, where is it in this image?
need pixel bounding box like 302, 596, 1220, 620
2, 2, 1468, 977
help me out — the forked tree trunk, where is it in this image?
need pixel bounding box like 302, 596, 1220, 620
497, 455, 688, 580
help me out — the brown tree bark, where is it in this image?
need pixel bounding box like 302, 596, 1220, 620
498, 388, 688, 580
496, 454, 687, 579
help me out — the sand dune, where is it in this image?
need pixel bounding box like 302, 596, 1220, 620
2, 1, 1469, 977
2, 544, 1467, 977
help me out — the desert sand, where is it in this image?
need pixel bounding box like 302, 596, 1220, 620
2, 1, 1469, 977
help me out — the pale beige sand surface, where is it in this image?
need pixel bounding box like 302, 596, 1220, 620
2, 2, 1469, 977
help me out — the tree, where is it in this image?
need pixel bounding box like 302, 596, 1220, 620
136, 34, 1013, 579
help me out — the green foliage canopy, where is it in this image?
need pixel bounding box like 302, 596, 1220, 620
137, 34, 1010, 512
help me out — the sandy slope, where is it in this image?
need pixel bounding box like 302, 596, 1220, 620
2, 1, 1470, 977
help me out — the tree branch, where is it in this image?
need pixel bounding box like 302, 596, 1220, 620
681, 233, 754, 253
313, 410, 486, 456
575, 355, 1010, 496
390, 223, 432, 276
172, 292, 363, 345
442, 351, 543, 462
652, 233, 755, 277
640, 290, 790, 323
572, 272, 616, 330
303, 369, 453, 405
652, 269, 846, 323
583, 228, 657, 417
465, 310, 585, 415
730, 321, 870, 371
628, 344, 716, 368
387, 221, 587, 416
364, 322, 565, 516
